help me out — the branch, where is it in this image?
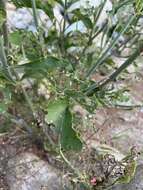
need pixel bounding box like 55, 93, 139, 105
86, 15, 137, 77
31, 0, 39, 29
85, 42, 143, 96
0, 37, 14, 81
0, 0, 9, 54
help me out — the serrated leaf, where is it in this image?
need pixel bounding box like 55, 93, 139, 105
45, 99, 68, 128
60, 108, 82, 151
45, 99, 82, 151
15, 57, 69, 79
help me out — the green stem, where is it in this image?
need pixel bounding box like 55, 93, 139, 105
31, 0, 39, 29
13, 70, 36, 118
0, 0, 9, 54
85, 42, 143, 96
0, 37, 36, 122
79, 21, 108, 61
86, 15, 137, 77
31, 0, 46, 56
78, 1, 107, 61
113, 0, 134, 14
93, 0, 107, 26
59, 144, 81, 177
0, 37, 14, 81
0, 37, 36, 119
60, 0, 68, 57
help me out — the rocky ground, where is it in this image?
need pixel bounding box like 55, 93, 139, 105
1, 1, 143, 190
0, 71, 143, 190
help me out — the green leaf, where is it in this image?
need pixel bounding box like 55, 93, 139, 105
46, 99, 68, 129
0, 70, 15, 84
86, 15, 136, 77
0, 102, 7, 114
11, 0, 54, 19
0, 87, 11, 114
0, 7, 6, 28
135, 0, 143, 15
55, 0, 64, 7
60, 108, 82, 151
15, 57, 69, 79
116, 160, 137, 184
45, 99, 82, 151
11, 0, 31, 7
0, 37, 15, 84
9, 31, 22, 45
72, 10, 93, 29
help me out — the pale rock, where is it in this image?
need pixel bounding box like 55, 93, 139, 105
6, 152, 63, 190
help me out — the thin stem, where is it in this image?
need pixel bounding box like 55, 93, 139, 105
0, 0, 9, 54
113, 104, 143, 110
0, 37, 36, 125
79, 21, 108, 61
86, 15, 137, 77
31, 0, 46, 57
0, 37, 14, 81
78, 1, 108, 61
113, 0, 134, 14
14, 70, 36, 118
59, 144, 81, 177
31, 0, 39, 29
63, 0, 67, 32
85, 42, 143, 96
93, 0, 107, 26
0, 36, 36, 118
5, 112, 33, 135
60, 0, 68, 57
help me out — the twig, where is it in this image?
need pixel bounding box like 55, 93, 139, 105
0, 37, 14, 81
0, 0, 9, 54
85, 41, 143, 96
31, 0, 39, 29
86, 15, 137, 77
79, 21, 108, 61
60, 0, 68, 57
59, 144, 81, 177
